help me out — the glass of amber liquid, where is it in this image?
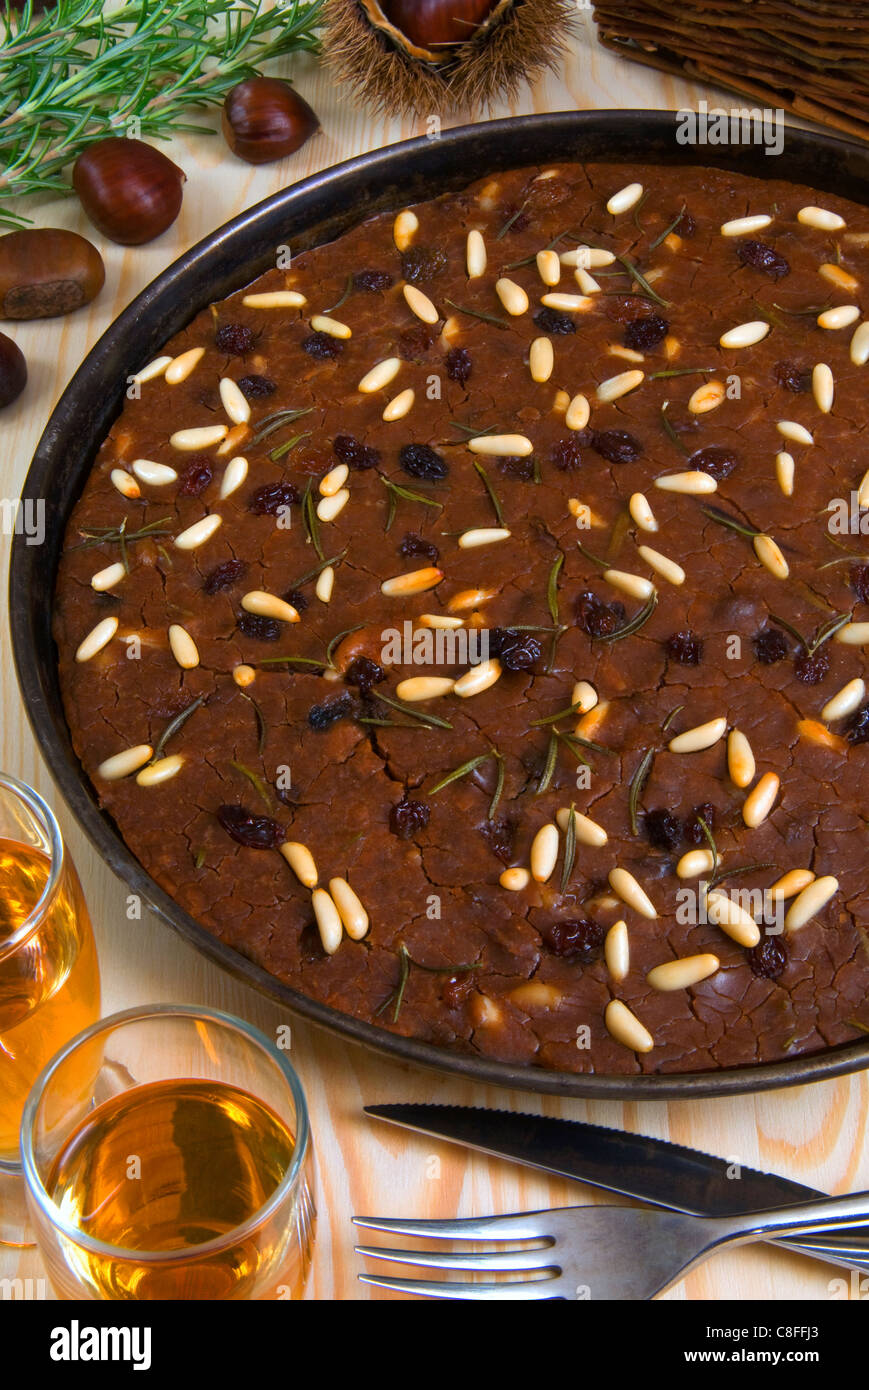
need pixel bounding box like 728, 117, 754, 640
21, 1005, 316, 1299
0, 772, 100, 1245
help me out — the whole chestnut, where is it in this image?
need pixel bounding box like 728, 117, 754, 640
72, 138, 186, 245
0, 332, 27, 409
379, 0, 499, 49
222, 78, 319, 165
0, 228, 105, 320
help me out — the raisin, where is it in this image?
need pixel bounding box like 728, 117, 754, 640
737, 239, 790, 279
215, 323, 255, 355
237, 374, 277, 399
399, 442, 447, 480
623, 313, 669, 351
217, 804, 284, 850
497, 455, 535, 481
488, 628, 541, 671
541, 918, 606, 960
389, 796, 430, 839
248, 481, 298, 515
645, 809, 682, 851
237, 612, 281, 641
308, 694, 353, 730
442, 976, 473, 1009
533, 306, 576, 335
176, 457, 213, 498
344, 656, 386, 695
575, 590, 625, 638
690, 446, 738, 480
794, 648, 830, 684
748, 936, 788, 980
203, 559, 246, 594
753, 628, 790, 664
499, 203, 531, 234
846, 703, 869, 743
551, 437, 583, 471
333, 434, 380, 470
353, 269, 393, 292
673, 209, 696, 237
302, 332, 343, 360
591, 429, 643, 464
445, 347, 472, 385
398, 324, 438, 360
399, 531, 439, 561
400, 246, 446, 283
772, 360, 811, 393
479, 817, 515, 863
684, 803, 716, 846
604, 295, 649, 324
666, 631, 703, 664
851, 563, 869, 603
524, 177, 571, 208
284, 588, 308, 613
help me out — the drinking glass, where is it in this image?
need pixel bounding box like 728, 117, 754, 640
21, 1005, 316, 1299
0, 772, 100, 1245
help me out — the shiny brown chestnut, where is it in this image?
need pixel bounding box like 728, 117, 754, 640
0, 228, 105, 320
379, 0, 500, 50
222, 78, 319, 165
72, 138, 186, 245
0, 331, 27, 408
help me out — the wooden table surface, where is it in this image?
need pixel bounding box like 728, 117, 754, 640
2, 10, 867, 1303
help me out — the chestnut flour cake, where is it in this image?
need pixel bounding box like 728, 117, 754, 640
54, 162, 869, 1075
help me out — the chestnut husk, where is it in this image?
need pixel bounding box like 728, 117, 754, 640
0, 331, 27, 409
73, 138, 186, 245
222, 78, 320, 165
0, 228, 105, 320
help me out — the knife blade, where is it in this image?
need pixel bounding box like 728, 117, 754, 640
365, 1102, 869, 1273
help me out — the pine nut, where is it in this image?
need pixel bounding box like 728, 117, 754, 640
647, 954, 720, 991
241, 591, 300, 623
560, 247, 614, 268
705, 889, 761, 947
629, 492, 657, 531
529, 337, 554, 383
500, 867, 530, 891
382, 388, 415, 421
168, 623, 199, 669
606, 181, 644, 215
784, 875, 838, 932
110, 468, 140, 498
597, 369, 644, 403
605, 999, 653, 1053
798, 205, 845, 231
575, 267, 601, 294
822, 677, 866, 721
819, 262, 859, 292
536, 248, 560, 285
676, 849, 716, 879
775, 451, 795, 496
316, 565, 334, 603
742, 771, 780, 828
75, 615, 119, 662
636, 545, 684, 586
219, 455, 248, 499
654, 470, 718, 495
458, 527, 511, 549
233, 664, 256, 688
859, 468, 869, 508
241, 290, 305, 308
571, 680, 598, 714
358, 357, 401, 393
165, 347, 204, 385
317, 487, 350, 521
811, 363, 834, 413
720, 214, 772, 236
395, 676, 455, 701
468, 433, 533, 457
319, 463, 349, 496
393, 209, 418, 251
556, 806, 607, 847
608, 344, 644, 364
668, 716, 727, 754
401, 286, 438, 326
329, 877, 369, 940
470, 994, 502, 1028
850, 321, 869, 365
381, 567, 443, 597
132, 459, 178, 486
419, 613, 463, 629
605, 921, 629, 982
719, 320, 770, 349
530, 823, 559, 882
454, 658, 501, 697
217, 423, 249, 457
467, 229, 487, 279
174, 514, 222, 550
447, 587, 497, 612
495, 278, 528, 315
836, 622, 869, 645
753, 533, 789, 579
575, 700, 609, 740
727, 729, 755, 788
97, 744, 153, 780
510, 981, 561, 1011
219, 376, 251, 425
136, 754, 184, 787
280, 841, 318, 888
133, 355, 172, 384
540, 293, 592, 312
603, 568, 655, 601
565, 393, 590, 430
767, 869, 815, 901
310, 313, 352, 339
818, 304, 860, 329
91, 562, 126, 592
170, 425, 228, 451
608, 866, 657, 918
688, 380, 725, 414
776, 419, 813, 445
312, 887, 343, 954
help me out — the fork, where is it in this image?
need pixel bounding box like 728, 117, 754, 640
354, 1189, 869, 1299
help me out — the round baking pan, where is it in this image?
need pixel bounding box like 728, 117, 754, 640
11, 111, 869, 1098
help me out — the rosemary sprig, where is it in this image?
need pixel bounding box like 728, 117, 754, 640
286, 550, 346, 591
628, 747, 654, 835
597, 591, 658, 642
238, 690, 267, 755
449, 419, 495, 438
706, 861, 774, 892
615, 254, 671, 308
547, 553, 564, 622
229, 760, 272, 810
560, 801, 577, 894
74, 515, 172, 559
700, 505, 760, 539
648, 204, 686, 252
576, 539, 607, 569
269, 430, 310, 462
649, 367, 716, 380
536, 730, 558, 795
302, 480, 323, 559
473, 460, 504, 526
429, 753, 490, 795
258, 654, 326, 670
770, 610, 851, 656
376, 692, 452, 730
495, 200, 529, 240
249, 406, 313, 449
152, 693, 204, 760
531, 701, 581, 728
324, 622, 365, 668
322, 273, 353, 316
443, 297, 510, 330
380, 475, 443, 532
488, 751, 505, 821
660, 400, 689, 455
695, 815, 718, 876
376, 943, 481, 1023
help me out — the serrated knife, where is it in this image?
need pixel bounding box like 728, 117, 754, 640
365, 1103, 869, 1273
